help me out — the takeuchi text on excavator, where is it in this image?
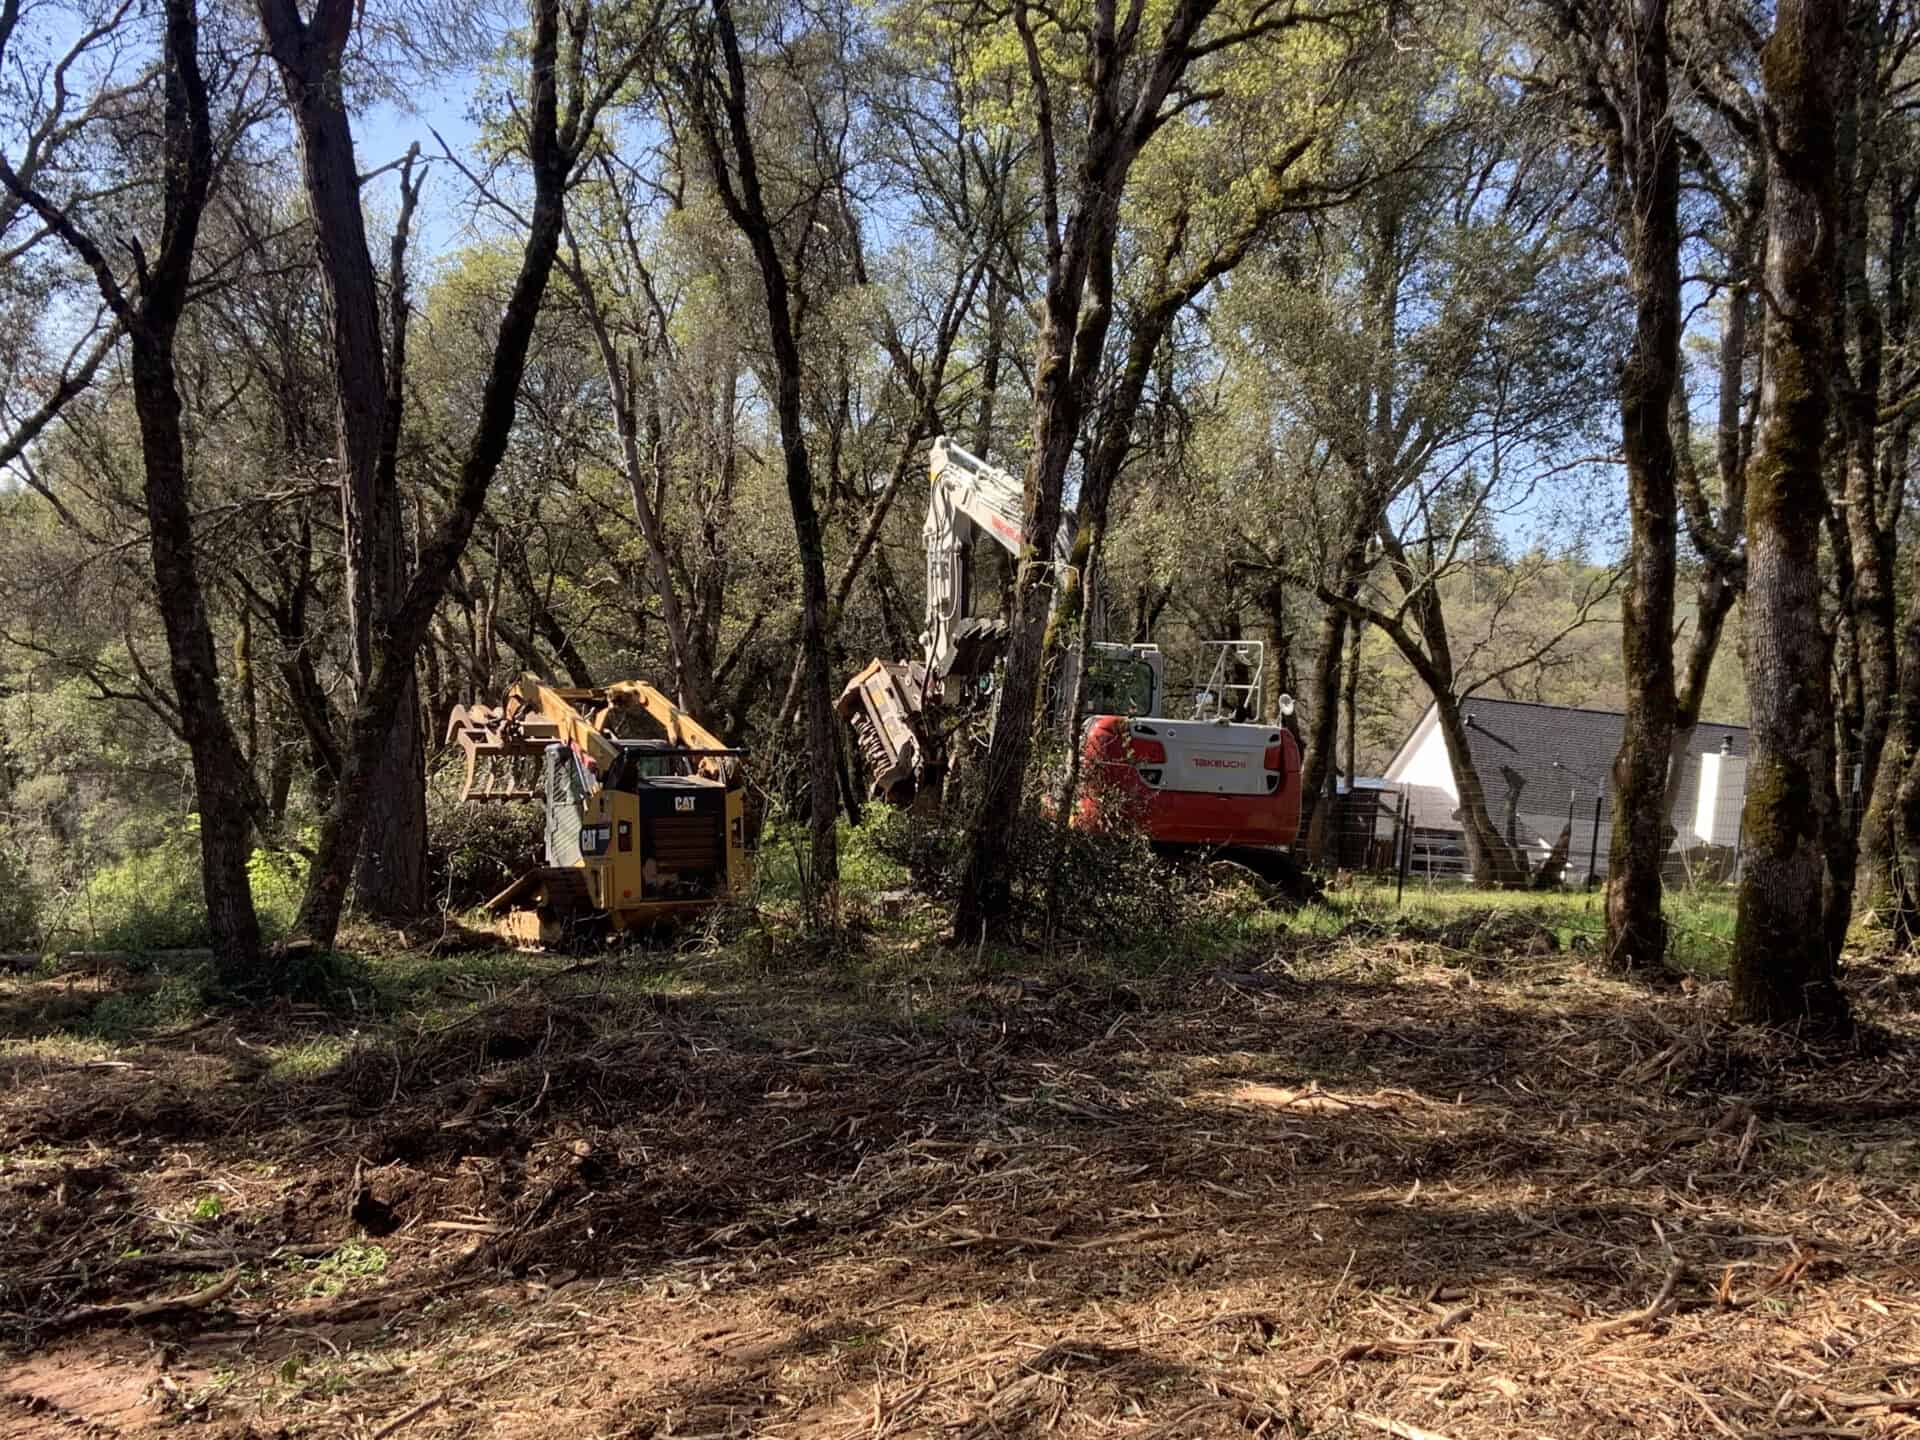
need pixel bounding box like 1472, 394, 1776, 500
445, 677, 749, 945
837, 437, 1306, 883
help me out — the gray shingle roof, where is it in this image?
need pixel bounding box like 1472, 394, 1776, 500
1454, 698, 1746, 834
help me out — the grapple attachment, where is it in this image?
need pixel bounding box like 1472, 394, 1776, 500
444, 700, 562, 802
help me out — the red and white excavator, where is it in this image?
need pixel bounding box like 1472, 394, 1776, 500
837, 437, 1304, 879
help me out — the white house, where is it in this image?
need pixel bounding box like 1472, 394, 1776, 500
1377, 698, 1748, 879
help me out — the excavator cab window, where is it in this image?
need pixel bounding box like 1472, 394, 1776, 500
1084, 657, 1156, 718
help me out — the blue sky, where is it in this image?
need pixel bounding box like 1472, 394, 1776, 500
353, 80, 486, 265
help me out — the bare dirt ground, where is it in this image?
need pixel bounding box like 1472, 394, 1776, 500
5, 912, 1920, 1438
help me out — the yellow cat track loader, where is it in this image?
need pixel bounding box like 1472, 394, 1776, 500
445, 676, 749, 946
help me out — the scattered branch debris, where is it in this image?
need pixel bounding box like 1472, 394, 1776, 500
4, 925, 1920, 1435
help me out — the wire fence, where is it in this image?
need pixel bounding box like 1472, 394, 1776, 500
1303, 750, 1772, 891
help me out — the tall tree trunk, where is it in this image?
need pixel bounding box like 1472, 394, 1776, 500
1666, 281, 1754, 825
1869, 167, 1920, 933
957, 291, 1085, 939
952, 0, 1227, 943
685, 0, 838, 898
0, 0, 267, 979
1603, 0, 1683, 976
133, 335, 265, 977
1297, 601, 1345, 838
1341, 616, 1364, 785
292, 0, 618, 948
255, 0, 426, 919
1819, 0, 1890, 943
1433, 695, 1528, 887
1731, 0, 1850, 1027
1838, 8, 1898, 904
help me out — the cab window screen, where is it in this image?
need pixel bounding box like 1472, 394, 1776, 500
1085, 659, 1154, 717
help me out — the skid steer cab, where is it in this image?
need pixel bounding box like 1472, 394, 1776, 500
445, 677, 749, 947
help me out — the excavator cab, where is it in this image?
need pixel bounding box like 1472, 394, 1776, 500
1083, 648, 1161, 718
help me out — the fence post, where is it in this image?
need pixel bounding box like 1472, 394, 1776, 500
1585, 794, 1604, 892
1396, 790, 1411, 905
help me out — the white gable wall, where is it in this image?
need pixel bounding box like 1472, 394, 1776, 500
1382, 706, 1458, 795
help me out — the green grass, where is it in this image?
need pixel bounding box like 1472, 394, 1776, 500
301, 1241, 388, 1297
751, 816, 911, 904
83, 967, 210, 1039
264, 1037, 352, 1079
1, 825, 1743, 1061
1295, 877, 1736, 976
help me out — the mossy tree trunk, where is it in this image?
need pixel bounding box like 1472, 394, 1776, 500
292, 0, 634, 950
681, 0, 841, 908
1595, 0, 1683, 976
256, 0, 427, 921
1855, 169, 1920, 916
1296, 600, 1347, 841
1829, 0, 1896, 934
953, 0, 1231, 943
1666, 268, 1756, 827
1731, 0, 1850, 1028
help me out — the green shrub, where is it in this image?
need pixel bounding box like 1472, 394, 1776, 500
0, 844, 41, 951
426, 779, 544, 911
865, 807, 1189, 942
86, 966, 209, 1038
81, 822, 209, 951
77, 818, 312, 953
248, 842, 309, 935
839, 816, 910, 892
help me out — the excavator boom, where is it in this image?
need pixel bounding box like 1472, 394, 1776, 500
839, 436, 1162, 807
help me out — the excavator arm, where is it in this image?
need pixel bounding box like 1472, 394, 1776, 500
840, 437, 1087, 807
921, 436, 1041, 680
839, 435, 1167, 807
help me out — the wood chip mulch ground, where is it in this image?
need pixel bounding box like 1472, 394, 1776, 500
5, 921, 1920, 1438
